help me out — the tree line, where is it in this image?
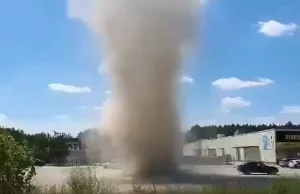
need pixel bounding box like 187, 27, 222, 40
2, 127, 102, 165
2, 127, 75, 165
185, 121, 299, 143
3, 121, 300, 163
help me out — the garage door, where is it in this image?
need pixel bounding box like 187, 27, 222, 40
207, 149, 217, 157
244, 146, 261, 161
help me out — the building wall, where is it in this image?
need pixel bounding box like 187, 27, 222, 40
183, 142, 197, 156
244, 146, 261, 161
65, 149, 102, 165
66, 141, 80, 151
183, 130, 276, 163
66, 150, 87, 165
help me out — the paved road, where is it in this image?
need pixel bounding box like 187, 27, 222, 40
34, 165, 300, 191
181, 164, 300, 176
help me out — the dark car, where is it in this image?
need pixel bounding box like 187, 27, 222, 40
278, 158, 298, 168
34, 158, 46, 167
237, 161, 278, 175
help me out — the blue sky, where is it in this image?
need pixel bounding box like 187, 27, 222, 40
0, 0, 299, 135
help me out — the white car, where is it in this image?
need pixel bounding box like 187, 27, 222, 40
288, 160, 300, 168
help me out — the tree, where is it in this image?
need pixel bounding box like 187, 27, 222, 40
31, 133, 51, 163
5, 128, 27, 145
49, 135, 69, 165
0, 128, 36, 194
2, 128, 73, 165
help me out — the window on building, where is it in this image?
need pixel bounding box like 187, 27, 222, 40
68, 144, 73, 150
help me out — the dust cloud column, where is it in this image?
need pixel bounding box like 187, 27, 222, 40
90, 0, 199, 177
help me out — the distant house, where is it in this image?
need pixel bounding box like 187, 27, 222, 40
64, 138, 101, 165
64, 138, 84, 165
66, 139, 80, 151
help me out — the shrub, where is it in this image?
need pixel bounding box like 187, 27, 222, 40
66, 167, 116, 194
0, 128, 36, 194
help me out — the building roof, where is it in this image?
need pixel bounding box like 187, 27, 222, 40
201, 128, 300, 141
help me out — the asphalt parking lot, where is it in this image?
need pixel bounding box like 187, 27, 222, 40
33, 164, 300, 190
181, 164, 300, 176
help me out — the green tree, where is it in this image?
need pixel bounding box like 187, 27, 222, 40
5, 128, 27, 145
30, 133, 50, 163
2, 128, 73, 165
0, 128, 36, 194
49, 135, 69, 165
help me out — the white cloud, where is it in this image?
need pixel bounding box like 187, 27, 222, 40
212, 77, 274, 90
181, 76, 194, 84
280, 105, 300, 114
258, 20, 298, 37
221, 97, 250, 110
49, 83, 91, 93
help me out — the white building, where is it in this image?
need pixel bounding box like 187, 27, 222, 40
183, 129, 300, 163
66, 140, 80, 151
65, 139, 102, 165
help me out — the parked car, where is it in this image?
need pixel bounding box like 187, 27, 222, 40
288, 160, 300, 168
237, 161, 279, 175
34, 158, 46, 167
279, 158, 298, 167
